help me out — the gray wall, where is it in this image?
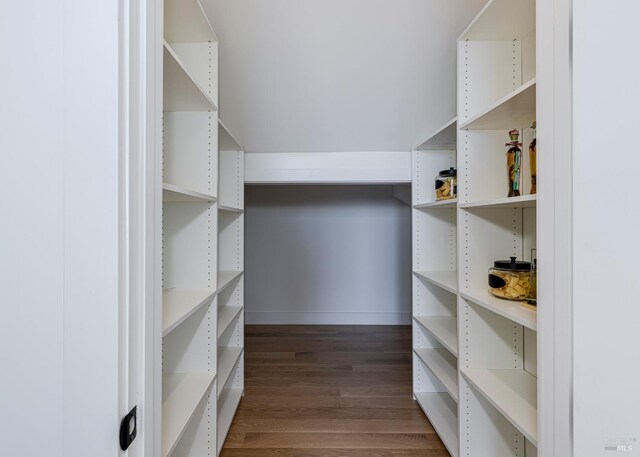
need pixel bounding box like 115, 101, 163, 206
245, 185, 412, 325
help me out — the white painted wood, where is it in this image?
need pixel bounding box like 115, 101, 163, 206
414, 348, 458, 402
163, 111, 218, 197
171, 42, 219, 107
460, 290, 537, 331
164, 0, 217, 43
161, 372, 216, 457
460, 194, 536, 209
218, 305, 243, 338
414, 392, 459, 457
218, 205, 244, 213
163, 183, 217, 202
413, 271, 458, 295
216, 347, 243, 397
245, 152, 411, 184
572, 2, 640, 455
219, 150, 245, 209
460, 78, 536, 131
458, 41, 521, 125
414, 316, 459, 357
462, 369, 537, 446
217, 270, 244, 294
536, 0, 573, 454
415, 117, 457, 151
217, 388, 243, 455
219, 119, 243, 151
163, 42, 217, 112
1, 1, 124, 455
414, 199, 457, 210
162, 290, 216, 337
459, 0, 535, 41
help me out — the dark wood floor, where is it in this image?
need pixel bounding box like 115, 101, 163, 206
221, 325, 449, 457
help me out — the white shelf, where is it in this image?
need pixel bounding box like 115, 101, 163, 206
218, 305, 243, 338
219, 119, 243, 151
459, 0, 536, 41
162, 372, 216, 457
163, 42, 218, 112
460, 194, 536, 209
162, 290, 215, 337
461, 368, 537, 446
414, 316, 458, 357
461, 289, 537, 331
217, 270, 243, 294
414, 271, 458, 295
413, 199, 457, 210
217, 387, 243, 454
414, 392, 459, 457
165, 0, 217, 43
414, 348, 458, 402
218, 205, 244, 214
460, 79, 536, 131
415, 117, 457, 150
217, 346, 243, 397
163, 183, 217, 203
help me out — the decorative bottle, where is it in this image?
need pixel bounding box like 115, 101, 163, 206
529, 121, 537, 194
506, 129, 523, 197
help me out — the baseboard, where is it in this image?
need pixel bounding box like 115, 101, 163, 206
245, 311, 412, 325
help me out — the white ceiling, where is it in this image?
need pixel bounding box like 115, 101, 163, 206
203, 0, 485, 153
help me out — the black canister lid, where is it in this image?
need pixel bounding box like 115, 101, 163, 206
438, 167, 457, 177
493, 256, 531, 271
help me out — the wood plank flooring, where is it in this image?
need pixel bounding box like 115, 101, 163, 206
221, 325, 450, 457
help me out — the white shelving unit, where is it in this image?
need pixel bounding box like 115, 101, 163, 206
457, 0, 538, 454
160, 2, 245, 455
412, 116, 459, 456
412, 1, 539, 455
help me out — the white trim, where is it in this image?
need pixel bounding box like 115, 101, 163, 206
245, 151, 411, 184
245, 311, 412, 325
537, 0, 573, 455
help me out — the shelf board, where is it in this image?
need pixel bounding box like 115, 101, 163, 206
414, 392, 459, 457
461, 368, 537, 446
461, 289, 537, 331
162, 290, 215, 337
162, 372, 216, 457
460, 78, 536, 131
163, 42, 218, 112
219, 119, 243, 151
459, 0, 536, 41
413, 199, 457, 210
163, 183, 217, 203
414, 271, 458, 295
217, 346, 243, 397
218, 305, 243, 338
460, 194, 536, 209
414, 348, 458, 402
164, 0, 218, 43
217, 388, 243, 454
415, 117, 457, 150
218, 204, 244, 214
217, 270, 243, 295
414, 316, 458, 357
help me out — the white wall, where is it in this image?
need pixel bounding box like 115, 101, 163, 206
245, 185, 412, 324
203, 0, 485, 153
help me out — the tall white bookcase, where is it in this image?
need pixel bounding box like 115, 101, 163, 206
160, 1, 245, 455
412, 0, 538, 456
